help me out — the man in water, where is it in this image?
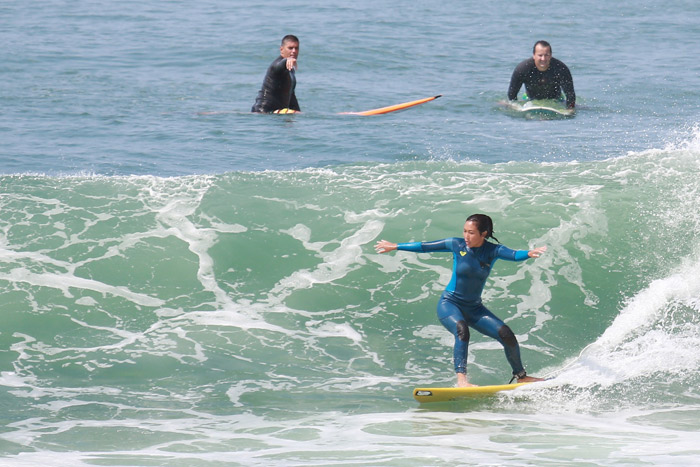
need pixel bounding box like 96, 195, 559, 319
508, 40, 575, 109
251, 35, 300, 113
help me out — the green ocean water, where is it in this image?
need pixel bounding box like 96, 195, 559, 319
2, 140, 700, 464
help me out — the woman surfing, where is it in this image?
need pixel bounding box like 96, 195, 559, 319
375, 214, 546, 387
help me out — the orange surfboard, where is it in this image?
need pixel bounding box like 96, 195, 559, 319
271, 95, 442, 116
340, 94, 442, 116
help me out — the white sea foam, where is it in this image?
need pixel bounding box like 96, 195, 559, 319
269, 219, 384, 302
556, 255, 700, 387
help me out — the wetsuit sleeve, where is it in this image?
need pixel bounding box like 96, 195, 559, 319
397, 239, 453, 253
513, 250, 529, 261
270, 56, 288, 73
560, 64, 576, 108
396, 242, 423, 252
495, 244, 530, 261
507, 60, 528, 101
289, 91, 300, 111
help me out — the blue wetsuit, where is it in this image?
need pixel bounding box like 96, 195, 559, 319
397, 238, 530, 376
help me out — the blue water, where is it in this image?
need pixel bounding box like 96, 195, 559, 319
2, 0, 700, 465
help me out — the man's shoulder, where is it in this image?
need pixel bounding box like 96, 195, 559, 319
550, 57, 570, 70
513, 57, 536, 75
516, 57, 535, 68
268, 56, 287, 71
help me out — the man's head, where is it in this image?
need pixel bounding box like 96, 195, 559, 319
532, 40, 552, 72
280, 35, 300, 59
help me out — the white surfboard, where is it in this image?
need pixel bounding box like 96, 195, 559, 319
501, 99, 575, 119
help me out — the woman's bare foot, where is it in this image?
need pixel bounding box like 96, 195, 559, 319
457, 373, 479, 388
518, 375, 545, 383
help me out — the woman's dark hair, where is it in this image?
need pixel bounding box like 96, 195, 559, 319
466, 214, 500, 243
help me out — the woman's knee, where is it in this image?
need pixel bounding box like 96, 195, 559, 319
498, 325, 517, 347
456, 320, 470, 342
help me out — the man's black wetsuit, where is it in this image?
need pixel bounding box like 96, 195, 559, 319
507, 57, 575, 108
251, 56, 300, 113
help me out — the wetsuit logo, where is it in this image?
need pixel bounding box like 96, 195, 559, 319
460, 251, 467, 256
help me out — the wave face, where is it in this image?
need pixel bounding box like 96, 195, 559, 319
2, 133, 700, 464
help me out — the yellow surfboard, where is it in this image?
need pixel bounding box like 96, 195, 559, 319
413, 382, 531, 403
273, 108, 300, 114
